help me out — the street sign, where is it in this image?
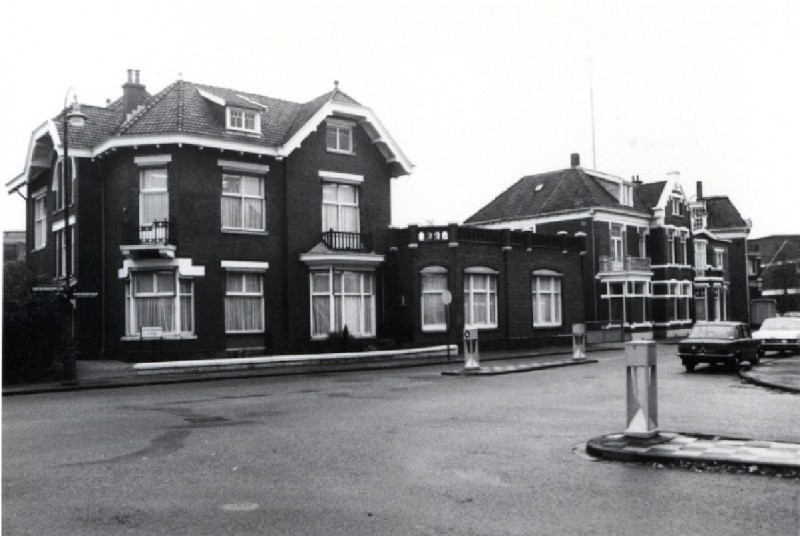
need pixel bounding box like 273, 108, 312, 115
32, 286, 65, 292
72, 292, 99, 298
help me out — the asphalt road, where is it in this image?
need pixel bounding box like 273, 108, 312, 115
3, 345, 799, 535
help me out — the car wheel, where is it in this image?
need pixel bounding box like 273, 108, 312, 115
757, 348, 765, 357
684, 362, 695, 372
751, 355, 760, 365
728, 356, 741, 373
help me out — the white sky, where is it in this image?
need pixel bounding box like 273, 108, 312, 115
1, 0, 798, 238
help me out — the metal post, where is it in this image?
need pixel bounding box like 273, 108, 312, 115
62, 108, 77, 385
572, 323, 586, 360
463, 328, 480, 371
624, 341, 658, 438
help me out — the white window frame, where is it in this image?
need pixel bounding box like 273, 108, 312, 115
124, 270, 195, 337
33, 189, 47, 250
221, 173, 266, 232
54, 223, 75, 279
532, 270, 562, 328
463, 268, 498, 329
310, 269, 376, 339
322, 182, 360, 233
694, 239, 708, 269
421, 266, 448, 332
679, 231, 688, 266
326, 119, 354, 154
666, 229, 675, 264
610, 224, 624, 260
53, 157, 77, 212
714, 248, 725, 270
224, 271, 265, 334
671, 196, 683, 216
139, 166, 169, 226
226, 107, 260, 134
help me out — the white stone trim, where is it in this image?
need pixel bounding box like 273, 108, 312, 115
221, 260, 270, 271
217, 159, 270, 174
318, 170, 364, 184
51, 215, 76, 231
532, 269, 561, 277
464, 266, 499, 275
134, 154, 172, 166
299, 253, 384, 267
118, 257, 205, 279
326, 117, 357, 128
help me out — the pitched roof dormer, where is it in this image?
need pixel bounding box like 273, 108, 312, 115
197, 88, 263, 135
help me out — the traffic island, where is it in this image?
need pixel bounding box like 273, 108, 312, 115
586, 432, 800, 475
441, 357, 597, 376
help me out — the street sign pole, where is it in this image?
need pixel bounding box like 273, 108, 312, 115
442, 290, 453, 361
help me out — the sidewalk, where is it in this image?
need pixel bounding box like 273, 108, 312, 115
2, 343, 618, 396
587, 432, 800, 472
738, 352, 800, 393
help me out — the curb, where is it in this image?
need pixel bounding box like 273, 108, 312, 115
586, 432, 800, 471
441, 358, 597, 376
737, 369, 800, 394
3, 346, 623, 397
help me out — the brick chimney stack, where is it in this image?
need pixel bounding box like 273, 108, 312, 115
696, 180, 703, 200
122, 69, 147, 117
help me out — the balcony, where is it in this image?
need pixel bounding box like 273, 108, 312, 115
322, 230, 373, 252
695, 266, 724, 279
120, 220, 175, 259
599, 255, 652, 273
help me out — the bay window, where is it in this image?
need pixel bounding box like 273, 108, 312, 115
125, 270, 194, 336
532, 270, 562, 327
311, 269, 375, 338
463, 268, 498, 329
421, 266, 448, 331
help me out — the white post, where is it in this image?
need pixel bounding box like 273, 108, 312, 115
624, 340, 658, 438
463, 329, 480, 371
572, 323, 586, 360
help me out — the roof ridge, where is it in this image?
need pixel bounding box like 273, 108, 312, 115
117, 81, 180, 134
177, 80, 184, 132
537, 169, 570, 213
576, 168, 618, 206
190, 81, 301, 106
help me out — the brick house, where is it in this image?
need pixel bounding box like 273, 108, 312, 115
464, 154, 753, 338
6, 71, 413, 360
748, 235, 800, 314
384, 224, 586, 351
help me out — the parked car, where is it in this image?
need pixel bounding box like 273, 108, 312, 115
783, 311, 800, 318
677, 321, 761, 372
752, 316, 800, 354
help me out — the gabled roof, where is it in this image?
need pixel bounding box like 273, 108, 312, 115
635, 181, 667, 211
9, 77, 412, 192
465, 167, 650, 225
705, 196, 749, 231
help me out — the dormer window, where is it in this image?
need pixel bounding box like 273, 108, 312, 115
226, 107, 260, 134
326, 118, 354, 154
619, 183, 633, 207
671, 196, 683, 216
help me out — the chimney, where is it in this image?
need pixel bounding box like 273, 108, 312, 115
570, 153, 580, 168
631, 174, 642, 185
696, 180, 703, 200
122, 69, 147, 117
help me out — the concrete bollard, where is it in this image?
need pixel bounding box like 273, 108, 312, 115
572, 323, 586, 360
624, 340, 658, 438
463, 329, 480, 371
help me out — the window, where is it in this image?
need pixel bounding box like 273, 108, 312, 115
326, 120, 354, 154
639, 231, 647, 258
54, 224, 74, 279
421, 267, 448, 331
619, 183, 633, 206
33, 191, 47, 250
666, 229, 675, 264
222, 173, 265, 232
611, 224, 624, 259
694, 239, 708, 270
310, 269, 375, 338
225, 272, 264, 333
714, 248, 725, 270
532, 271, 562, 327
125, 271, 194, 336
671, 196, 683, 216
226, 107, 260, 133
463, 269, 498, 329
140, 167, 169, 226
694, 286, 708, 321
679, 232, 688, 265
322, 182, 359, 233
53, 158, 76, 211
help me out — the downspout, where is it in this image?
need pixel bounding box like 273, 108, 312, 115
99, 159, 107, 359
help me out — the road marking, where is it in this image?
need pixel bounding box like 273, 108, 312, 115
221, 503, 259, 512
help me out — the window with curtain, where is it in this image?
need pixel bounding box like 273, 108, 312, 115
694, 239, 707, 269
610, 224, 623, 259
221, 173, 265, 232
326, 122, 353, 153
33, 193, 46, 249
225, 272, 264, 333
310, 269, 375, 338
322, 182, 359, 233
125, 271, 194, 336
140, 167, 169, 225
463, 269, 498, 329
421, 267, 448, 331
532, 271, 562, 327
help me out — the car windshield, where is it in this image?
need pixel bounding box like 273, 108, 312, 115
688, 325, 735, 339
760, 318, 800, 330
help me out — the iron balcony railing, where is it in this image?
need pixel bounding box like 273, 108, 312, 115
322, 230, 373, 252
599, 255, 651, 272
139, 220, 170, 245
695, 266, 724, 278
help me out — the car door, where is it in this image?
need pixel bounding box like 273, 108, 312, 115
741, 325, 757, 359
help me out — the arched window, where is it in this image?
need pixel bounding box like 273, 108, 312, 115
420, 266, 448, 331
463, 267, 498, 329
